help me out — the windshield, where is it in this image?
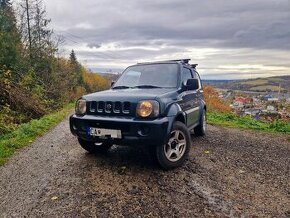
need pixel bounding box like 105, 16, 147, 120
113, 63, 179, 88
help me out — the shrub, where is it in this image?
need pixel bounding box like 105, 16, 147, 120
203, 86, 231, 113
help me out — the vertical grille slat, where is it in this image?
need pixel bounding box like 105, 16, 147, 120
114, 101, 121, 113
97, 101, 104, 112
122, 102, 130, 114
89, 101, 97, 113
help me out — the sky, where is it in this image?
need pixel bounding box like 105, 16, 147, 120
42, 0, 290, 79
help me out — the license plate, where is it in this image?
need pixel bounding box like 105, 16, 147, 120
89, 127, 121, 139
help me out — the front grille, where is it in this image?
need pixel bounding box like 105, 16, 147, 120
87, 101, 133, 116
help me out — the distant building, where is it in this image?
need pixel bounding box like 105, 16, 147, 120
263, 95, 272, 101
252, 97, 260, 102
232, 96, 252, 109
267, 98, 279, 102
244, 108, 261, 116
267, 105, 275, 112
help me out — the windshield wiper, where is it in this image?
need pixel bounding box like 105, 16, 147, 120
133, 85, 161, 89
112, 85, 131, 89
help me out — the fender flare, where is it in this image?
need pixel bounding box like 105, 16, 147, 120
166, 103, 186, 124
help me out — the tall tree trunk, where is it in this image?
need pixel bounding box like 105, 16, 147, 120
25, 0, 32, 59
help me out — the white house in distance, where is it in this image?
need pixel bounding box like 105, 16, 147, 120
267, 98, 279, 102
267, 105, 275, 112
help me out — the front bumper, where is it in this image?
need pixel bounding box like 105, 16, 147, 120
69, 114, 174, 146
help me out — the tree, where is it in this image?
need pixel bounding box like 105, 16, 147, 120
19, 0, 56, 63
0, 0, 22, 73
69, 49, 77, 64
69, 50, 83, 87
0, 0, 11, 8
0, 0, 110, 133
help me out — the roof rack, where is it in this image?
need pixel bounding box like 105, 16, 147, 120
137, 59, 192, 65
168, 59, 191, 64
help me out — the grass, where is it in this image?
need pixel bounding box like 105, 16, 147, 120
240, 79, 268, 85
249, 85, 285, 91
207, 112, 290, 133
0, 103, 74, 166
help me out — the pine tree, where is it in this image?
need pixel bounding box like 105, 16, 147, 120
69, 50, 77, 64
69, 50, 83, 87
32, 0, 55, 59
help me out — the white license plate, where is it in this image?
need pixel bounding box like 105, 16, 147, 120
89, 127, 122, 139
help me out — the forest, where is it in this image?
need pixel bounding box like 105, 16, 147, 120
0, 0, 109, 135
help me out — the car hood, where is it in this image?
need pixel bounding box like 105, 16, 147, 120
83, 88, 177, 103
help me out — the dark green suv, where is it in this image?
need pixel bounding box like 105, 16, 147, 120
70, 59, 206, 169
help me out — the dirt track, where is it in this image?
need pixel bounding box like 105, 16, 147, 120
0, 117, 289, 218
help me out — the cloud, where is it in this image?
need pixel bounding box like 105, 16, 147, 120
42, 0, 290, 79
87, 43, 101, 49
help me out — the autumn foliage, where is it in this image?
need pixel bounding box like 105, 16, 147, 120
0, 1, 110, 134
203, 86, 231, 113
82, 70, 109, 94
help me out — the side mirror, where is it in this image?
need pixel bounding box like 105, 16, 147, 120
111, 81, 115, 87
185, 78, 199, 91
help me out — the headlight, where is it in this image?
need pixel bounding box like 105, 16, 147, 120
75, 99, 86, 115
136, 100, 159, 118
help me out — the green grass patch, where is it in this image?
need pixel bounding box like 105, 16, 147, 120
249, 85, 284, 91
240, 79, 268, 85
0, 104, 74, 166
207, 112, 290, 133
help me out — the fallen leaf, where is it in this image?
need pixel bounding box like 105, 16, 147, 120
51, 196, 58, 200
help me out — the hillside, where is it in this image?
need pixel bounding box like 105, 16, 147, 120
96, 72, 120, 82
215, 75, 290, 92
202, 80, 237, 86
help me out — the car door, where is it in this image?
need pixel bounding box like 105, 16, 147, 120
179, 67, 200, 127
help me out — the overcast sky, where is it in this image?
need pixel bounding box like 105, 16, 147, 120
42, 0, 290, 79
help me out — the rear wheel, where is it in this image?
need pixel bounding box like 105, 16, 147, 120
78, 138, 112, 153
194, 109, 206, 136
156, 121, 191, 170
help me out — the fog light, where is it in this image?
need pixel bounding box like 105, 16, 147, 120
138, 125, 150, 136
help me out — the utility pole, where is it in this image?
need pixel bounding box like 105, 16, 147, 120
25, 0, 32, 59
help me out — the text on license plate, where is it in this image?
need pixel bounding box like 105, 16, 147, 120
89, 127, 122, 139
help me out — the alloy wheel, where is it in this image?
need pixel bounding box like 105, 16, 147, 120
164, 130, 187, 162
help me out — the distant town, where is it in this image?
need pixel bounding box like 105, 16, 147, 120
217, 89, 290, 122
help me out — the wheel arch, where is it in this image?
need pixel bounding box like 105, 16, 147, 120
165, 103, 187, 134
166, 103, 186, 124
174, 113, 186, 124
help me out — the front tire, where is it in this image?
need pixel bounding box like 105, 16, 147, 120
156, 121, 191, 170
194, 109, 206, 136
78, 138, 112, 153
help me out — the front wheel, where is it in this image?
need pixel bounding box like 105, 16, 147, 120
156, 121, 191, 170
78, 138, 112, 153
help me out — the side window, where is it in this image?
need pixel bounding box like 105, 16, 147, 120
191, 70, 197, 78
182, 67, 193, 84
194, 70, 203, 88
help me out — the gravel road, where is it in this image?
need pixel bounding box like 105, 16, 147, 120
0, 117, 289, 218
